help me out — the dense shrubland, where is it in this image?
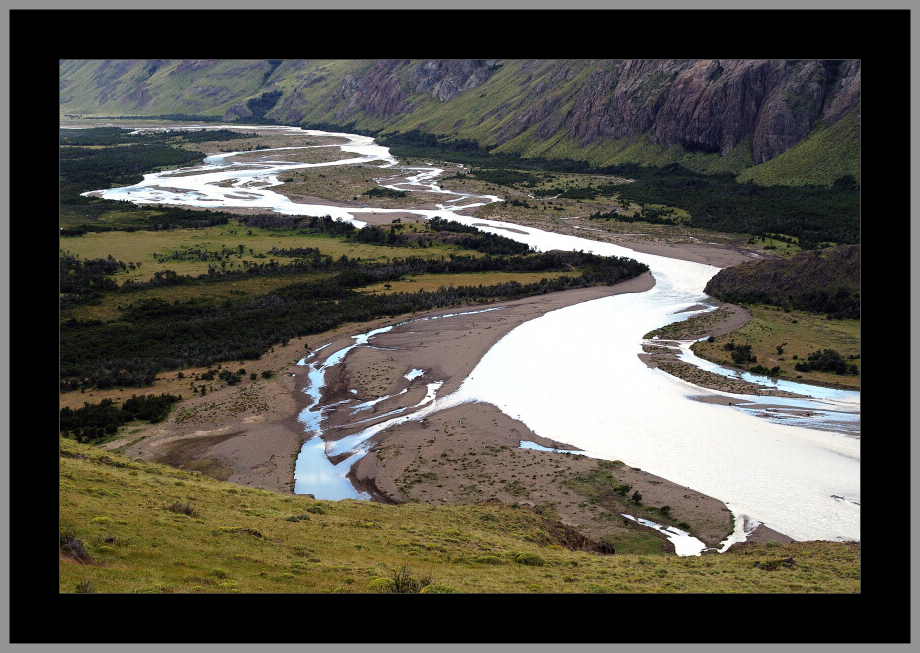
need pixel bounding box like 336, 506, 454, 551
59, 394, 182, 443
61, 250, 647, 390
381, 130, 859, 246
704, 245, 860, 319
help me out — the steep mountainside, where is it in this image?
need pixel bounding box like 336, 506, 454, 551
704, 244, 861, 318
60, 59, 860, 185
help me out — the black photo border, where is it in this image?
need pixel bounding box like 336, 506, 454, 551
9, 7, 911, 644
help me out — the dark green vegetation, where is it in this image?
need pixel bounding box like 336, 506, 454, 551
608, 166, 858, 246
794, 349, 859, 376
71, 113, 225, 122
60, 252, 135, 309
723, 342, 757, 365
60, 125, 636, 392
364, 187, 408, 199
240, 214, 530, 254
382, 132, 858, 246
590, 206, 683, 227
704, 245, 860, 318
60, 394, 181, 442
60, 126, 255, 146
425, 217, 531, 254
59, 128, 248, 232
61, 245, 647, 390
60, 142, 202, 192
468, 168, 539, 187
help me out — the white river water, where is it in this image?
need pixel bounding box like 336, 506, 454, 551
79, 123, 860, 547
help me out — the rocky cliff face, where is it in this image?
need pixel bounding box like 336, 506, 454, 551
59, 59, 860, 180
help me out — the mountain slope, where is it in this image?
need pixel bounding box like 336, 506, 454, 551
60, 59, 860, 185
59, 438, 860, 594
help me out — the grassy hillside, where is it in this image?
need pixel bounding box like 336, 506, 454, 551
59, 438, 860, 594
60, 59, 860, 187
737, 108, 861, 186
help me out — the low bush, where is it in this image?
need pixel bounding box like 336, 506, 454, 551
166, 502, 198, 517
388, 564, 434, 593
794, 349, 858, 375
472, 555, 504, 565
512, 552, 545, 566
284, 514, 311, 523
367, 578, 395, 592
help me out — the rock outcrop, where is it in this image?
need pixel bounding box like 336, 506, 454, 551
60, 59, 860, 180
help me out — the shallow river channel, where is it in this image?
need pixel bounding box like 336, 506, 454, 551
82, 123, 861, 547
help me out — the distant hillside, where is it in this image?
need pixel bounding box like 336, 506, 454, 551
58, 438, 859, 594
704, 245, 860, 318
59, 59, 860, 186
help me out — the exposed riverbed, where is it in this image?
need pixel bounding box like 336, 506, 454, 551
80, 123, 860, 547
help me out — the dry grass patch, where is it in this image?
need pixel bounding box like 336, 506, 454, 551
59, 438, 860, 594
692, 305, 860, 389
60, 221, 482, 283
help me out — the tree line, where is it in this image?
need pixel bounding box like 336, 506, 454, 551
60, 127, 256, 147
60, 394, 181, 443
59, 129, 255, 232
61, 251, 648, 390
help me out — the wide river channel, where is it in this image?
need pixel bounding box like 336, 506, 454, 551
81, 124, 860, 545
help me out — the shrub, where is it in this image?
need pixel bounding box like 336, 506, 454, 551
60, 532, 95, 565
166, 502, 198, 517
794, 349, 859, 375
729, 344, 756, 365
367, 578, 395, 592
389, 564, 434, 593
284, 514, 311, 523
512, 552, 545, 566
365, 187, 408, 199
472, 555, 504, 565
74, 579, 96, 594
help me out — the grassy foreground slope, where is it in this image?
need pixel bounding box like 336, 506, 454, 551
60, 439, 859, 594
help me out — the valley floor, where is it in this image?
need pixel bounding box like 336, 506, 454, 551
60, 123, 857, 570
